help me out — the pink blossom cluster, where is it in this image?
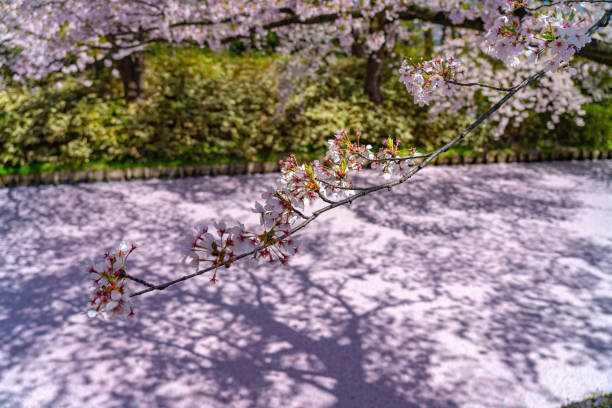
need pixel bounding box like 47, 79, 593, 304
184, 223, 243, 273
484, 3, 592, 71
399, 56, 464, 106
87, 242, 136, 319
278, 129, 420, 197
365, 31, 386, 53
424, 31, 592, 138
316, 129, 369, 197
182, 220, 296, 281
178, 129, 419, 284
371, 139, 418, 180
1, 1, 605, 84
182, 200, 300, 282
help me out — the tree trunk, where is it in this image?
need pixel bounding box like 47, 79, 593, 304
424, 27, 433, 59
364, 47, 386, 105
351, 41, 367, 58
363, 11, 389, 105
116, 52, 145, 102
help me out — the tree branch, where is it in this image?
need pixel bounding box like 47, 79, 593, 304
91, 3, 612, 66
525, 0, 612, 12
226, 4, 612, 65
128, 68, 547, 298
397, 4, 612, 65
126, 6, 611, 299
446, 80, 515, 92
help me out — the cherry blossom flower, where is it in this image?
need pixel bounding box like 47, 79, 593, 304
365, 31, 386, 53
87, 241, 136, 319
399, 56, 463, 105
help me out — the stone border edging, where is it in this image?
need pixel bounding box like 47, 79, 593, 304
1, 149, 610, 188
434, 148, 612, 166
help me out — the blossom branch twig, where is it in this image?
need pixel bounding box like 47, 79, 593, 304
125, 274, 157, 289
356, 151, 433, 163
445, 80, 515, 92
124, 7, 612, 302
127, 68, 548, 298
524, 0, 612, 12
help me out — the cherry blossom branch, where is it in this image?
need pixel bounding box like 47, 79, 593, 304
315, 178, 365, 192
127, 68, 548, 299
357, 151, 433, 162
445, 80, 515, 92
292, 207, 310, 220
586, 7, 612, 36
316, 190, 342, 204
129, 244, 271, 297
525, 0, 612, 12
86, 4, 612, 319
125, 274, 157, 289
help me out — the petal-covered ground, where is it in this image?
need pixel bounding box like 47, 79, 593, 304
1, 161, 611, 408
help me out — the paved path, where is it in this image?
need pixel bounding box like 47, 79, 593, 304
1, 161, 611, 408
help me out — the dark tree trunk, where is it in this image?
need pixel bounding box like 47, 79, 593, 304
364, 47, 385, 105
363, 11, 389, 105
351, 41, 367, 58
116, 52, 145, 102
424, 27, 433, 59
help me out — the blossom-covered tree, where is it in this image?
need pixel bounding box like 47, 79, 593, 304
1, 1, 610, 103
75, 2, 612, 319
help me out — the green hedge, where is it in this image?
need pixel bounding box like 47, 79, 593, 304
1, 48, 610, 175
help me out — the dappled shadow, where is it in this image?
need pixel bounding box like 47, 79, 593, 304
0, 162, 611, 408
351, 162, 583, 228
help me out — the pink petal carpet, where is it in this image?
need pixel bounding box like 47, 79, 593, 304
1, 161, 611, 408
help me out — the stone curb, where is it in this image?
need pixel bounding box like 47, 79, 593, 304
0, 161, 281, 188
432, 148, 612, 166
1, 149, 611, 188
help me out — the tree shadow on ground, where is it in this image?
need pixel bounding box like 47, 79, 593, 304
0, 162, 610, 408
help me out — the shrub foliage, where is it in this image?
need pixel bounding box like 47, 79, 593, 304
0, 48, 609, 174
